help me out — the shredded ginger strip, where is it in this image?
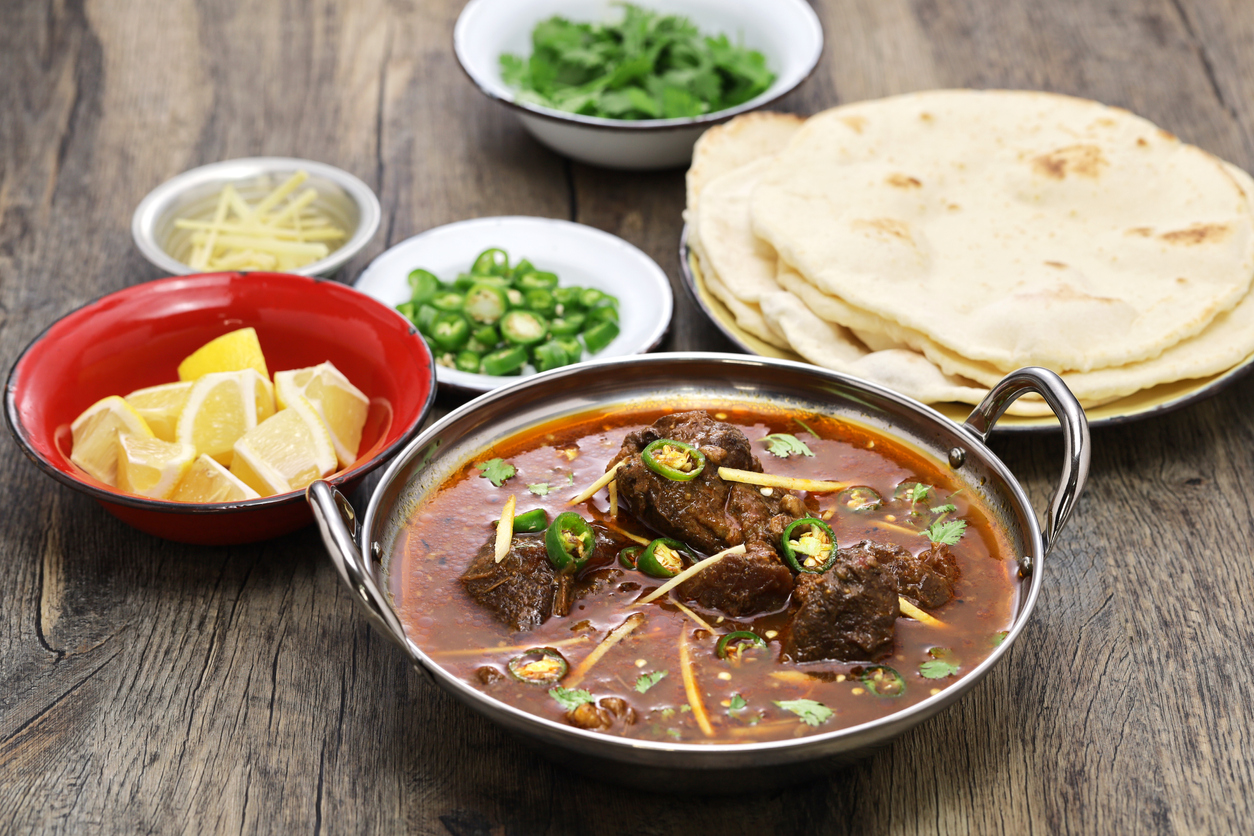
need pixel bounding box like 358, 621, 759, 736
568, 461, 625, 506
493, 494, 516, 563
680, 630, 714, 738
898, 596, 945, 627
717, 467, 849, 494
637, 544, 746, 605
566, 613, 645, 686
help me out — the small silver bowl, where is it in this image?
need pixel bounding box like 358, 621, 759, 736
131, 157, 381, 278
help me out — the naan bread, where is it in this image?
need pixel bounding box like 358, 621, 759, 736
752, 90, 1254, 373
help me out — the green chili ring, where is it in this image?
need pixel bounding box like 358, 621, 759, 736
545, 511, 596, 574
507, 508, 549, 533
617, 545, 643, 570
637, 538, 690, 578
716, 631, 766, 660
861, 665, 906, 697
507, 647, 568, 684
641, 438, 706, 481
781, 517, 837, 574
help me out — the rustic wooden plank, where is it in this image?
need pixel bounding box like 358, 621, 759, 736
3, 0, 1254, 833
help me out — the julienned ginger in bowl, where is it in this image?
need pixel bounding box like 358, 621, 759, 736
68, 327, 368, 502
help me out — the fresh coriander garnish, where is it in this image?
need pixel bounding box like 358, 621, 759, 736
774, 698, 833, 727
548, 686, 595, 711
635, 670, 667, 693
930, 502, 957, 515
527, 482, 550, 496
924, 518, 967, 546
728, 693, 747, 712
763, 433, 814, 458
991, 631, 1009, 647
903, 483, 931, 503
499, 5, 775, 121
919, 659, 961, 679
476, 458, 515, 487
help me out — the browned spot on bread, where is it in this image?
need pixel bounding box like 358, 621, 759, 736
852, 218, 915, 244
886, 173, 922, 189
947, 203, 961, 212
1177, 277, 1190, 284
1136, 137, 1148, 147
1044, 261, 1067, 269
1161, 223, 1232, 245
1159, 129, 1178, 142
1032, 145, 1108, 180
1125, 227, 1154, 237
919, 112, 934, 122
841, 116, 868, 134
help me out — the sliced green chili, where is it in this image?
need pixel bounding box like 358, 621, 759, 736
518, 270, 559, 290
548, 313, 586, 337
532, 341, 570, 373
464, 283, 509, 324
508, 507, 549, 533
837, 486, 883, 513
579, 288, 608, 308
716, 631, 766, 660
501, 310, 549, 346
406, 268, 441, 304
524, 288, 557, 317
861, 665, 905, 697
545, 511, 596, 574
454, 350, 482, 373
552, 286, 583, 310
430, 290, 465, 313
554, 336, 582, 362
471, 247, 510, 276
781, 517, 837, 574
637, 538, 689, 578
414, 304, 439, 335
507, 647, 568, 684
618, 545, 643, 570
481, 345, 527, 376
582, 319, 619, 353
430, 313, 470, 350
642, 438, 706, 481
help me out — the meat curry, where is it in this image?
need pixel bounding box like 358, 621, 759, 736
391, 404, 1018, 743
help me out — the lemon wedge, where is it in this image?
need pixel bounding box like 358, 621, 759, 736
274, 361, 369, 468
70, 396, 154, 486
116, 435, 197, 499
176, 369, 275, 466
124, 381, 194, 442
229, 395, 337, 496
177, 327, 270, 381
169, 454, 260, 503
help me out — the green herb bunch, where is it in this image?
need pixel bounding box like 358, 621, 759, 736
500, 5, 775, 120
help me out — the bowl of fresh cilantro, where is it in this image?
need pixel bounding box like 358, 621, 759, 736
453, 0, 823, 170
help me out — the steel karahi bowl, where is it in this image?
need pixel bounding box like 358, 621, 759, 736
6, 272, 436, 545
131, 157, 381, 278
308, 353, 1089, 791
454, 0, 824, 170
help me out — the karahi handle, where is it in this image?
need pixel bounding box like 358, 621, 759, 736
961, 367, 1090, 555
307, 480, 415, 655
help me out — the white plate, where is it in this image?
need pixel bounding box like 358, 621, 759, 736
354, 216, 673, 392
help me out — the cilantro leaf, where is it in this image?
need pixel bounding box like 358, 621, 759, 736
763, 433, 814, 458
904, 483, 931, 503
924, 518, 967, 546
548, 686, 595, 711
991, 631, 1009, 647
476, 458, 515, 487
919, 659, 960, 679
728, 693, 747, 712
774, 698, 832, 726
527, 482, 551, 496
635, 671, 667, 693
930, 503, 957, 515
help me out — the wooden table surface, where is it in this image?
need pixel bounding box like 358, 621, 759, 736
4, 0, 1254, 832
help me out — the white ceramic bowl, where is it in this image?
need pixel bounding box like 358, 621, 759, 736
454, 0, 824, 170
354, 216, 673, 393
132, 157, 381, 278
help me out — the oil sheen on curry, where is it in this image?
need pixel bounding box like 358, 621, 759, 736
392, 405, 1018, 744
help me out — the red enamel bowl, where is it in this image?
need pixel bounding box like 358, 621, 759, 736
5, 272, 436, 544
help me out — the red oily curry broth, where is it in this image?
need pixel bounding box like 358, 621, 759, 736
391, 403, 1018, 744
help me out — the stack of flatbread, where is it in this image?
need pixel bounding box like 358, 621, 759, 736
685, 90, 1254, 416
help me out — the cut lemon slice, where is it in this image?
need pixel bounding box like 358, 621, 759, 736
274, 361, 369, 468
124, 381, 193, 442
177, 326, 270, 381
70, 395, 154, 486
229, 395, 337, 496
116, 435, 197, 499
176, 369, 275, 466
169, 454, 260, 503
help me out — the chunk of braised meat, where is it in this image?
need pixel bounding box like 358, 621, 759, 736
460, 524, 629, 631
781, 543, 900, 663
893, 543, 960, 609
567, 696, 638, 731
610, 411, 803, 615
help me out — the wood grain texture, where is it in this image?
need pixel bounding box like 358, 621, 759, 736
3, 0, 1254, 832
